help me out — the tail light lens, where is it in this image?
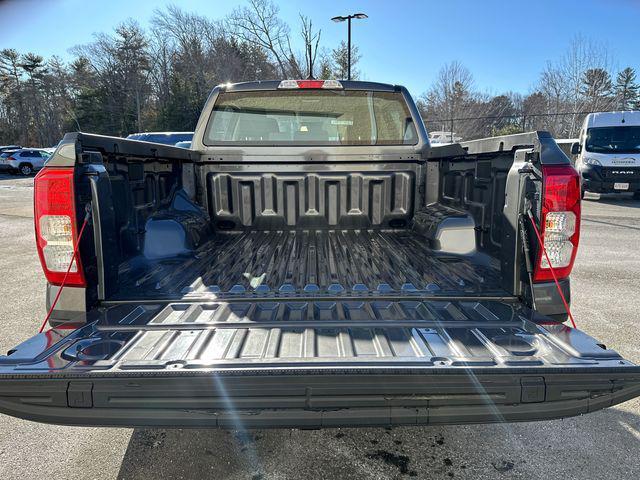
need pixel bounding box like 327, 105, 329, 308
533, 165, 581, 282
34, 168, 86, 287
278, 79, 343, 89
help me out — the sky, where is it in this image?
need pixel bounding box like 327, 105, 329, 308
1, 0, 639, 98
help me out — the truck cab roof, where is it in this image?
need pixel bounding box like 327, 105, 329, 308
219, 79, 404, 92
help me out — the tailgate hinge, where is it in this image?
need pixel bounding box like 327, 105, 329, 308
520, 377, 546, 403
67, 381, 94, 408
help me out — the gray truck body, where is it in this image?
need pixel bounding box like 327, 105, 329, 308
1, 81, 639, 428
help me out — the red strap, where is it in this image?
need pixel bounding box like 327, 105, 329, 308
38, 215, 91, 333
528, 212, 577, 329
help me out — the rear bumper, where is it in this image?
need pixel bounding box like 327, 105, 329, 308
1, 369, 640, 428
583, 180, 640, 193
580, 165, 640, 193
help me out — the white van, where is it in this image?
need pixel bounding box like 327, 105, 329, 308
572, 111, 640, 199
429, 130, 462, 144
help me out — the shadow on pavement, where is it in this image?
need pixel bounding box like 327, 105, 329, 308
584, 192, 640, 208
0, 173, 33, 183
116, 405, 640, 479
582, 217, 640, 231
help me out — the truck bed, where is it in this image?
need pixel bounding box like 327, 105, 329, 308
117, 228, 503, 299
7, 130, 637, 429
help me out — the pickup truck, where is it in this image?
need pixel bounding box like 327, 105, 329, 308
1, 79, 639, 428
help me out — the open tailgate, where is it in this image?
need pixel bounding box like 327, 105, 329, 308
1, 297, 639, 428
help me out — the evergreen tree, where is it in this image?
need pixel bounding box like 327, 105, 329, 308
580, 68, 614, 111
331, 41, 360, 80
615, 67, 639, 110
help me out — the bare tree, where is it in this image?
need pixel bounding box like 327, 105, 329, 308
420, 61, 474, 140
71, 20, 151, 135
538, 61, 568, 135
534, 35, 614, 136
150, 6, 216, 117
559, 35, 612, 133
300, 15, 321, 78
228, 0, 302, 78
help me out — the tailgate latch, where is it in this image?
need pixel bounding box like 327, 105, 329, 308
67, 382, 94, 408
520, 377, 546, 403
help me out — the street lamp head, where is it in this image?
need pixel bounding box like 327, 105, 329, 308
331, 12, 367, 81
332, 13, 367, 21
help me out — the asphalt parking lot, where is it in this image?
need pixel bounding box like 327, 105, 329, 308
0, 173, 638, 480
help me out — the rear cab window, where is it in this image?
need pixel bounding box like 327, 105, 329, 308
204, 89, 418, 146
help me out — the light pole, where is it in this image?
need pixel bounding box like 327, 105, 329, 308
331, 13, 367, 81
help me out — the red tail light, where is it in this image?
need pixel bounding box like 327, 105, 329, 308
7, 156, 16, 161
533, 165, 581, 282
34, 168, 86, 287
295, 80, 325, 89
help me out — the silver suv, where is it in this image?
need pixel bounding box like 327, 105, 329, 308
0, 148, 51, 175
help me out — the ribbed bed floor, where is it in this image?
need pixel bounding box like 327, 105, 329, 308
165, 229, 503, 296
